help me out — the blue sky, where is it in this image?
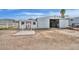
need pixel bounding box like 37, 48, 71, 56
0, 9, 79, 20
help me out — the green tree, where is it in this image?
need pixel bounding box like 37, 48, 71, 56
60, 9, 65, 18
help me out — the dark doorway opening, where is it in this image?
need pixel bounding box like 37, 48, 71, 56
50, 19, 59, 28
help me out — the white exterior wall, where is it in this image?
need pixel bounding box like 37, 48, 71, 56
19, 21, 26, 30
31, 21, 37, 29
19, 21, 21, 29
37, 17, 49, 28
59, 19, 69, 28
37, 16, 63, 29
19, 20, 37, 29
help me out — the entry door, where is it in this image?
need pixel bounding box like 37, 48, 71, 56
26, 22, 31, 29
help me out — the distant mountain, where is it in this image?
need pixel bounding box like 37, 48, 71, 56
0, 18, 15, 21
0, 19, 19, 22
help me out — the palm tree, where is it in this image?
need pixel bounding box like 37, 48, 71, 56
60, 9, 65, 18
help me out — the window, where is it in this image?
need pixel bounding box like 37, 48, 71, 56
71, 19, 73, 21
72, 23, 75, 27
21, 22, 24, 25
33, 22, 36, 25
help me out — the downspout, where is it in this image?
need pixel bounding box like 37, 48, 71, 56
36, 18, 38, 29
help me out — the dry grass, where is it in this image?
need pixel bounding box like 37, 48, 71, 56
0, 28, 79, 50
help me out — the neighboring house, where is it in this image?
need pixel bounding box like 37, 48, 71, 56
69, 17, 79, 27
0, 19, 18, 28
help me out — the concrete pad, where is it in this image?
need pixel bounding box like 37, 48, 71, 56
13, 30, 35, 35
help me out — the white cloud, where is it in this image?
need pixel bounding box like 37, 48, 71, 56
20, 12, 45, 15
15, 12, 46, 19
7, 9, 15, 10
18, 11, 61, 17
65, 9, 79, 17
47, 11, 60, 16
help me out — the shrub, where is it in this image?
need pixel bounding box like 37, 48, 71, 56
0, 27, 17, 30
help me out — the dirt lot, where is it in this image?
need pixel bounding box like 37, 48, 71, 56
0, 28, 79, 50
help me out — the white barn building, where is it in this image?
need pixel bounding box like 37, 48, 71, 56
19, 16, 69, 30
37, 16, 69, 29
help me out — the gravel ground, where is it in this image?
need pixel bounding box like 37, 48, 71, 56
0, 28, 79, 50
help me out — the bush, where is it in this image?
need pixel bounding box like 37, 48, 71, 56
0, 27, 17, 30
